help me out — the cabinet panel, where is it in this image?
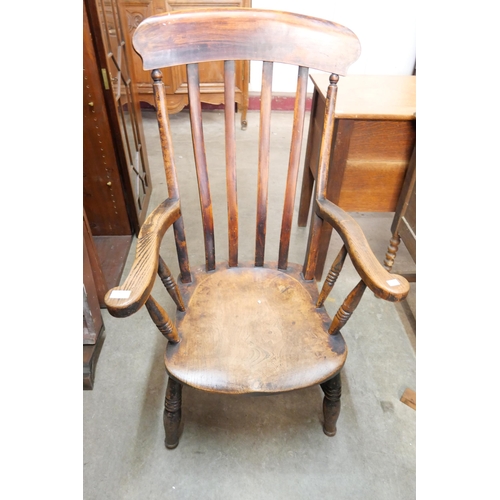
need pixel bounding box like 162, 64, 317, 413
119, 0, 251, 122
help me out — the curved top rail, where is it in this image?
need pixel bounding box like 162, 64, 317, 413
133, 8, 361, 75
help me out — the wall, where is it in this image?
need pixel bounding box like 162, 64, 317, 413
249, 0, 416, 92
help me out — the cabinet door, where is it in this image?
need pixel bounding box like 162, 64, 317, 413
84, 0, 132, 235
119, 0, 250, 113
91, 0, 152, 231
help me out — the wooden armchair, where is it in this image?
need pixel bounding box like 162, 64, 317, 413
104, 8, 410, 449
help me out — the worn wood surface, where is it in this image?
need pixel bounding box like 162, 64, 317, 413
278, 66, 309, 270
224, 60, 239, 266
119, 0, 251, 128
297, 74, 416, 279
316, 198, 409, 302
105, 199, 181, 317
104, 9, 414, 444
133, 9, 361, 75
255, 61, 273, 267
166, 263, 347, 394
329, 280, 367, 335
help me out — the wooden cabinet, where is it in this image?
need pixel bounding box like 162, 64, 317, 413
118, 0, 251, 127
298, 74, 416, 279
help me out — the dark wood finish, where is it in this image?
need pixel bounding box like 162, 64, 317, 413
316, 245, 348, 308
278, 66, 309, 271
85, 0, 152, 235
84, 231, 104, 345
224, 60, 239, 267
255, 61, 273, 267
104, 9, 410, 447
83, 325, 106, 390
83, 0, 132, 236
169, 263, 347, 394
145, 296, 180, 342
133, 10, 361, 74
320, 372, 342, 436
93, 235, 134, 291
329, 280, 367, 335
84, 211, 107, 389
298, 74, 416, 280
119, 0, 251, 129
384, 146, 416, 275
105, 198, 181, 317
158, 256, 186, 311
187, 63, 216, 271
151, 69, 192, 283
84, 211, 109, 307
164, 377, 183, 449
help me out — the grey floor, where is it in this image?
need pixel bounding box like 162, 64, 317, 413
83, 109, 416, 499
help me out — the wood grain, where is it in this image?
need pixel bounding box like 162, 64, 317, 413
316, 198, 409, 302
133, 9, 361, 75
224, 60, 238, 267
105, 198, 181, 317
400, 388, 416, 410
166, 263, 347, 394
255, 61, 273, 267
278, 66, 309, 270
187, 63, 216, 271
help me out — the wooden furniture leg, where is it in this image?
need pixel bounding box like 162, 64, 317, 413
320, 372, 342, 436
164, 377, 183, 449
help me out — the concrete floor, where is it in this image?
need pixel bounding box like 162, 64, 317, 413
83, 109, 416, 499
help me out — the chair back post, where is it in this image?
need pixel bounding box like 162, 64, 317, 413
152, 69, 192, 282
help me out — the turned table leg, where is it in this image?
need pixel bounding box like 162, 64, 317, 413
320, 372, 342, 437
164, 377, 183, 449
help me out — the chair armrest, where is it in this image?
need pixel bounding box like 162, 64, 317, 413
316, 198, 410, 302
104, 198, 181, 318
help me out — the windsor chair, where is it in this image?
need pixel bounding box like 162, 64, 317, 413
104, 8, 410, 449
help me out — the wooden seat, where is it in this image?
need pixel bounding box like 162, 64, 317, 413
169, 263, 346, 394
104, 8, 410, 449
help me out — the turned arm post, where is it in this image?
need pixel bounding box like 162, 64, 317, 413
316, 245, 348, 307
329, 280, 367, 335
157, 256, 185, 311
145, 295, 180, 343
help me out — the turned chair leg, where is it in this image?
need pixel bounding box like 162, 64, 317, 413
164, 377, 183, 449
320, 372, 342, 437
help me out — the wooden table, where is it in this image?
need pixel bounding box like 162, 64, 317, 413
298, 74, 416, 280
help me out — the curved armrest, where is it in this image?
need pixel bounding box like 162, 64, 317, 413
104, 198, 181, 318
316, 198, 410, 302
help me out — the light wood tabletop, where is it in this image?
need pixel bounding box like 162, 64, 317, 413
310, 73, 416, 120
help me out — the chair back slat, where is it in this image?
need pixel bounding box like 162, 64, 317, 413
278, 66, 309, 270
255, 61, 273, 267
224, 60, 238, 267
187, 63, 216, 271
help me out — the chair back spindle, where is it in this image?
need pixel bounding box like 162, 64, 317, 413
278, 65, 309, 270
255, 61, 273, 267
132, 8, 362, 280
224, 60, 238, 267
187, 63, 216, 272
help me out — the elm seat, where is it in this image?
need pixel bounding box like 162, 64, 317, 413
167, 263, 347, 394
104, 8, 410, 449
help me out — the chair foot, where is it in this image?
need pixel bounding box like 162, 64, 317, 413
320, 372, 342, 437
164, 377, 182, 449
